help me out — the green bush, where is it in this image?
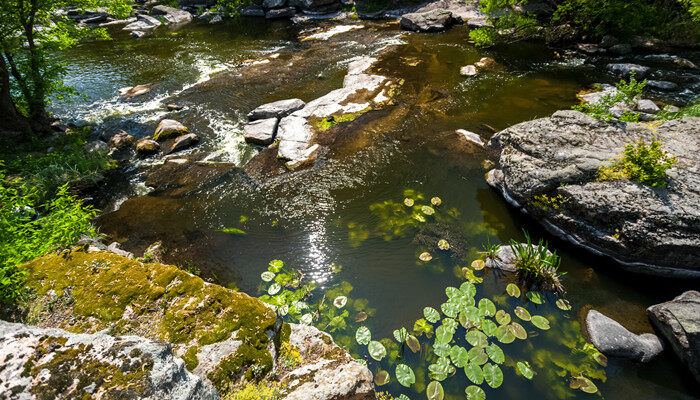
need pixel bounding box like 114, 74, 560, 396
509, 233, 564, 293
598, 138, 678, 187
470, 0, 539, 47
573, 76, 645, 122
0, 170, 98, 306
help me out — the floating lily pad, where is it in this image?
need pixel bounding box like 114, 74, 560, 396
368, 340, 387, 361
471, 259, 485, 270
495, 325, 515, 344
407, 335, 420, 353
278, 305, 288, 316
355, 312, 368, 322
450, 345, 469, 368
431, 197, 442, 206
394, 327, 409, 343
478, 298, 496, 317
509, 322, 527, 340
556, 298, 572, 310
396, 364, 416, 387
442, 318, 458, 331
460, 282, 477, 297
424, 307, 441, 323
404, 198, 415, 207
427, 381, 444, 400
468, 346, 489, 365
419, 252, 433, 262
464, 361, 484, 385
438, 239, 450, 250
514, 306, 531, 321
506, 283, 520, 297
375, 370, 390, 385
446, 286, 460, 298
495, 310, 511, 325
481, 319, 498, 337
268, 283, 281, 295
570, 376, 598, 393
531, 315, 551, 330
482, 363, 504, 388
414, 214, 426, 222
433, 341, 451, 357
268, 259, 284, 272
517, 361, 534, 379
356, 326, 371, 345
436, 325, 454, 344
594, 352, 608, 367
333, 296, 347, 308
463, 306, 480, 322
526, 290, 544, 304
486, 343, 505, 364
421, 206, 436, 215
397, 395, 410, 400
441, 302, 459, 318
466, 330, 488, 347
465, 385, 486, 400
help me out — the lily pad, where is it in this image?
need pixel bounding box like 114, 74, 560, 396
441, 302, 459, 318
355, 312, 368, 322
438, 239, 450, 250
506, 283, 520, 297
396, 364, 416, 387
433, 341, 451, 357
375, 370, 390, 385
464, 362, 484, 385
442, 317, 458, 331
356, 326, 371, 345
486, 343, 505, 364
300, 313, 313, 325
495, 310, 511, 325
426, 381, 444, 400
531, 315, 551, 330
466, 330, 488, 347
509, 322, 527, 340
368, 341, 387, 361
268, 283, 281, 295
431, 197, 442, 206
268, 259, 284, 272
481, 319, 498, 337
261, 271, 275, 282
526, 290, 544, 304
468, 346, 489, 365
421, 206, 435, 215
483, 363, 504, 388
556, 298, 572, 310
516, 361, 534, 380
495, 324, 515, 344
394, 327, 409, 343
471, 259, 485, 270
419, 252, 433, 262
446, 286, 461, 298
463, 306, 480, 322
333, 296, 347, 308
514, 306, 531, 321
460, 282, 477, 297
478, 298, 496, 317
404, 198, 415, 207
450, 345, 469, 368
436, 325, 454, 344
424, 307, 441, 323
407, 335, 420, 353
465, 385, 486, 400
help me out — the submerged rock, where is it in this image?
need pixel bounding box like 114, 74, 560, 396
486, 111, 700, 276
0, 321, 219, 400
607, 63, 650, 78
647, 291, 700, 382
247, 99, 306, 120
400, 8, 458, 32
241, 5, 266, 17
155, 119, 188, 141
167, 133, 199, 154
244, 118, 279, 146
645, 80, 678, 91
585, 310, 663, 362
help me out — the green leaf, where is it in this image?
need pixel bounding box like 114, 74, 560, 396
516, 361, 534, 379
394, 327, 409, 343
433, 341, 451, 357
446, 286, 460, 298
556, 298, 572, 310
368, 341, 386, 361
465, 385, 486, 400
424, 307, 441, 323
495, 310, 511, 325
396, 364, 416, 387
464, 362, 484, 385
441, 302, 459, 318
465, 330, 488, 347
450, 345, 469, 368
426, 381, 444, 400
268, 283, 281, 295
375, 370, 390, 385
468, 346, 489, 365
531, 315, 551, 330
509, 322, 527, 340
463, 306, 480, 322
407, 335, 421, 353
482, 363, 504, 388
356, 326, 371, 345
268, 259, 284, 272
486, 343, 505, 364
421, 205, 435, 215
220, 227, 246, 235
526, 291, 544, 304
478, 298, 496, 317
436, 325, 454, 344
495, 324, 515, 344
514, 306, 531, 321
398, 395, 411, 400
481, 319, 498, 337
260, 271, 275, 282
506, 283, 520, 297
442, 317, 458, 331
460, 281, 476, 297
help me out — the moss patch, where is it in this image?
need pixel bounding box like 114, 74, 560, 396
309, 109, 369, 131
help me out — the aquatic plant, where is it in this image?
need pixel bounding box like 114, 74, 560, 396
480, 237, 501, 261
509, 233, 565, 294
598, 138, 677, 187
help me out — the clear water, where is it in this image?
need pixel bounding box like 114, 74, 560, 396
54, 18, 698, 399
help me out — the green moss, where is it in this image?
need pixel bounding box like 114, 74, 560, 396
208, 342, 273, 391
309, 109, 369, 131
183, 346, 199, 372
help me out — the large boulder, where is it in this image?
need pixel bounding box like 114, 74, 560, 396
155, 119, 188, 141
585, 310, 663, 362
400, 8, 458, 32
248, 99, 306, 120
0, 321, 219, 399
122, 15, 162, 33
151, 5, 193, 24
486, 111, 700, 276
647, 291, 700, 382
166, 133, 199, 154
244, 118, 279, 146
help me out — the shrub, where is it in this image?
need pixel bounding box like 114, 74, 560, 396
573, 76, 646, 121
598, 138, 677, 187
509, 233, 564, 294
0, 170, 98, 307
470, 0, 539, 47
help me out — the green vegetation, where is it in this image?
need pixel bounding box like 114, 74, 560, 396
310, 109, 368, 131
509, 233, 565, 294
598, 138, 678, 187
222, 380, 286, 400
573, 76, 646, 122
469, 0, 538, 47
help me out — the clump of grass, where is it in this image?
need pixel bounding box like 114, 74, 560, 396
509, 233, 565, 294
480, 237, 502, 261
598, 138, 677, 187
573, 75, 646, 122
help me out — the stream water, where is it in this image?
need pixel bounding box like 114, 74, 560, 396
53, 18, 698, 400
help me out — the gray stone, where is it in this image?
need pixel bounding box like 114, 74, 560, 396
244, 118, 279, 146
607, 63, 650, 78
600, 35, 619, 48
151, 5, 193, 24
241, 5, 266, 16
635, 99, 660, 114
136, 139, 161, 155
486, 111, 700, 276
167, 133, 199, 154
265, 6, 296, 18
108, 130, 136, 149
647, 291, 700, 382
107, 242, 135, 258
608, 43, 632, 55
460, 65, 478, 76
262, 0, 287, 8
298, 0, 338, 11
400, 8, 458, 32
0, 321, 219, 400
456, 129, 484, 147
586, 310, 663, 362
577, 43, 605, 54
210, 14, 222, 23
122, 14, 162, 32
84, 140, 109, 153
155, 119, 188, 141
646, 80, 678, 91
247, 99, 306, 120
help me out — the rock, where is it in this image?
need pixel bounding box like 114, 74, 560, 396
122, 14, 162, 33
664, 105, 680, 113
136, 139, 161, 155
108, 130, 136, 149
460, 65, 478, 76
673, 57, 697, 69
280, 324, 375, 400
645, 80, 678, 91
585, 310, 663, 362
608, 43, 632, 55
298, 0, 339, 11
577, 43, 605, 54
244, 118, 279, 146
456, 129, 484, 147
247, 99, 306, 120
486, 111, 700, 276
167, 104, 184, 111
241, 5, 266, 16
262, 0, 287, 8
151, 5, 193, 24
400, 8, 458, 32
607, 63, 650, 78
167, 133, 199, 154
0, 321, 219, 400
635, 99, 660, 114
475, 57, 498, 71
107, 241, 135, 258
118, 83, 153, 99
210, 14, 222, 23
578, 84, 620, 105
84, 140, 109, 153
265, 6, 296, 18
155, 119, 188, 141
647, 291, 700, 382
131, 30, 148, 39
600, 35, 619, 48
143, 241, 165, 262
99, 17, 137, 27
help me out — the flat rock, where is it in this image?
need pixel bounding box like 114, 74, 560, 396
400, 8, 458, 32
646, 80, 678, 91
167, 133, 199, 154
635, 99, 660, 114
608, 43, 632, 55
155, 119, 188, 141
607, 63, 650, 78
123, 14, 161, 32
647, 291, 700, 382
244, 118, 279, 146
262, 0, 287, 8
456, 129, 484, 146
0, 321, 219, 400
577, 43, 605, 54
266, 6, 296, 18
241, 5, 266, 16
151, 5, 193, 24
248, 99, 306, 120
460, 65, 477, 76
486, 111, 700, 276
586, 310, 663, 362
